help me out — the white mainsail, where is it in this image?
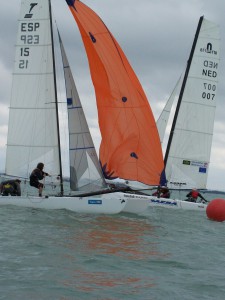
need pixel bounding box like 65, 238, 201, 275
59, 33, 107, 192
165, 17, 220, 189
5, 0, 60, 179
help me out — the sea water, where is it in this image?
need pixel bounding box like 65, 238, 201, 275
1, 188, 225, 299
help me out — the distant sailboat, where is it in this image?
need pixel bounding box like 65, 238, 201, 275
149, 16, 220, 210
1, 0, 164, 214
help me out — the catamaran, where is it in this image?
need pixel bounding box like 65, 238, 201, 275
0, 0, 164, 214
149, 16, 220, 210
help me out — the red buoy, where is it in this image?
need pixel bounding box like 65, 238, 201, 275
206, 198, 225, 222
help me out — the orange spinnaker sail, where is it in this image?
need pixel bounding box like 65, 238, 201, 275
65, 0, 164, 185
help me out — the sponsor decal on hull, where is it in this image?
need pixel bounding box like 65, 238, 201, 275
150, 199, 178, 206
88, 200, 102, 205
124, 194, 148, 200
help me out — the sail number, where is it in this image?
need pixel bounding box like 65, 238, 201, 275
18, 22, 40, 69
20, 22, 40, 44
19, 60, 28, 69
19, 46, 30, 69
20, 47, 29, 56
20, 34, 39, 44
202, 83, 216, 100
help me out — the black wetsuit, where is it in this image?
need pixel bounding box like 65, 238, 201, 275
30, 168, 46, 189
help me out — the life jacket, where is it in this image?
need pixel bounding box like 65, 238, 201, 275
2, 183, 15, 196
191, 190, 199, 199
3, 183, 12, 189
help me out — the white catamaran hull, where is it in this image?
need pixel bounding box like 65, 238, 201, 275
0, 192, 150, 214
122, 193, 150, 214
0, 193, 126, 214
148, 196, 207, 211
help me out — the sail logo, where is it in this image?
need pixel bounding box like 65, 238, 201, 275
200, 43, 217, 55
191, 161, 208, 168
24, 3, 38, 18
199, 167, 207, 173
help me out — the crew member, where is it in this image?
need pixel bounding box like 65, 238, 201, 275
160, 186, 170, 198
0, 179, 21, 196
30, 163, 49, 197
152, 186, 170, 198
185, 188, 207, 203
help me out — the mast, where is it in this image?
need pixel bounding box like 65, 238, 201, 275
49, 0, 64, 194
164, 16, 204, 167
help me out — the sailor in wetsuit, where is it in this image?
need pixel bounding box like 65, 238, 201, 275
152, 186, 170, 199
185, 188, 207, 203
30, 163, 49, 197
0, 179, 21, 196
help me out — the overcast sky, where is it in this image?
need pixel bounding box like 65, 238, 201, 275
0, 0, 225, 190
